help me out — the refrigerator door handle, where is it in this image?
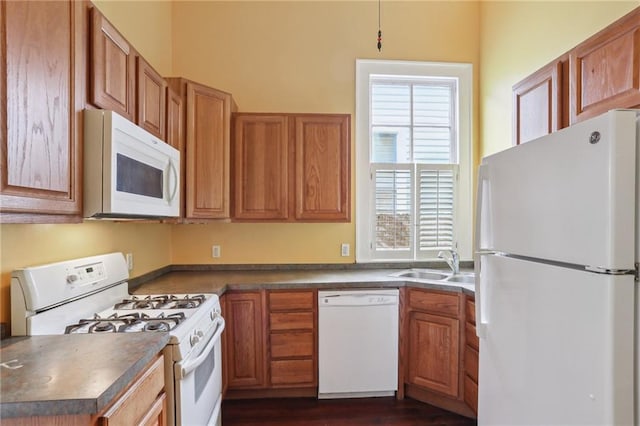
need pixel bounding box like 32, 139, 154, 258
475, 164, 490, 338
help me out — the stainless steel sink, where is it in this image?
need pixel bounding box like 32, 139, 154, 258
390, 269, 475, 285
445, 274, 475, 284
391, 269, 449, 281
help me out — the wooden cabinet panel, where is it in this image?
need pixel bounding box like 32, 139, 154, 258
1, 0, 84, 220
271, 332, 314, 358
463, 375, 478, 415
408, 289, 459, 318
465, 299, 475, 325
294, 115, 350, 221
270, 359, 315, 386
165, 86, 184, 219
98, 355, 165, 426
269, 291, 314, 311
465, 322, 479, 351
270, 312, 314, 331
136, 56, 166, 140
225, 291, 267, 389
233, 115, 289, 220
513, 60, 564, 144
570, 10, 640, 124
407, 311, 460, 398
90, 7, 134, 121
463, 346, 478, 383
136, 392, 166, 426
185, 81, 231, 219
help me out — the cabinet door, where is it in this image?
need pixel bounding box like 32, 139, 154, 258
185, 81, 231, 219
90, 7, 134, 121
233, 115, 289, 220
293, 115, 350, 221
137, 56, 166, 140
513, 60, 564, 145
407, 311, 460, 397
225, 291, 267, 389
0, 0, 84, 220
570, 10, 640, 124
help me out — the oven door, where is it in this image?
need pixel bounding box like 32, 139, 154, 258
174, 316, 225, 426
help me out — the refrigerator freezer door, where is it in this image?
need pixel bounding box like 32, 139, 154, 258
478, 109, 637, 270
477, 254, 635, 425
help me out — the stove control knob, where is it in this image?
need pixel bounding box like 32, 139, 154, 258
196, 329, 204, 338
210, 309, 220, 321
190, 332, 201, 347
66, 274, 79, 284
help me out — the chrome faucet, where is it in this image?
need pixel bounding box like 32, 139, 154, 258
438, 250, 459, 275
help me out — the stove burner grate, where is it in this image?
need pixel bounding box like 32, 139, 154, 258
114, 294, 207, 310
65, 312, 187, 334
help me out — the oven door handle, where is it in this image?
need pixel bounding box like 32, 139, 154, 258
175, 317, 225, 379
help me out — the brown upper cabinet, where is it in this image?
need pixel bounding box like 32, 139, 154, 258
0, 0, 86, 223
90, 6, 168, 141
232, 113, 351, 222
512, 60, 565, 145
89, 6, 135, 122
570, 8, 640, 124
136, 56, 167, 140
167, 78, 234, 221
513, 7, 640, 143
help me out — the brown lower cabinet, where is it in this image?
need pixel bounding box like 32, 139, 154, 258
221, 287, 477, 418
3, 354, 166, 426
403, 288, 477, 418
223, 289, 317, 398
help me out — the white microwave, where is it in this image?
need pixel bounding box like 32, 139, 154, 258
83, 110, 180, 219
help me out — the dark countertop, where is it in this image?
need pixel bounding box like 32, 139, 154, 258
0, 333, 169, 419
130, 268, 475, 296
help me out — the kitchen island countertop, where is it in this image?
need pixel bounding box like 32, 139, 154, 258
0, 333, 169, 419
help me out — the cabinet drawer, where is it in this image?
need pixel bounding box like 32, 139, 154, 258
271, 332, 313, 358
464, 345, 479, 383
464, 374, 478, 415
270, 312, 314, 331
465, 299, 475, 325
465, 322, 479, 351
408, 289, 459, 317
270, 359, 315, 386
269, 291, 314, 311
99, 355, 164, 425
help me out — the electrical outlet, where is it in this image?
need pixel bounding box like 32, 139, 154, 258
341, 243, 350, 257
212, 245, 221, 258
125, 253, 134, 271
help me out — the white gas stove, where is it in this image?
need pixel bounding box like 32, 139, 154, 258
10, 252, 224, 426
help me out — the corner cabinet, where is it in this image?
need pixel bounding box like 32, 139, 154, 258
403, 288, 477, 418
232, 113, 350, 222
0, 0, 85, 223
167, 78, 234, 221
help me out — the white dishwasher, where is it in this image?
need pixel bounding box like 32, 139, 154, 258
318, 289, 399, 399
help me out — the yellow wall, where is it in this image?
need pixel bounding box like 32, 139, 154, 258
169, 0, 481, 264
479, 1, 638, 158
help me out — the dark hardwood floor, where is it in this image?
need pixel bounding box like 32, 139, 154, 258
222, 397, 477, 426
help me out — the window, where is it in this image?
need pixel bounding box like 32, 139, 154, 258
356, 60, 473, 262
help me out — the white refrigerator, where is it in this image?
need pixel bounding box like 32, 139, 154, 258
475, 109, 639, 425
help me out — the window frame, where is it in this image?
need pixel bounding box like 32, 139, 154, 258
355, 59, 473, 262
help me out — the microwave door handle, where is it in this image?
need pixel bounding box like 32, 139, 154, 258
167, 160, 179, 202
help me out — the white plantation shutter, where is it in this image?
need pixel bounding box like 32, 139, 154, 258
417, 165, 457, 252
369, 76, 458, 258
372, 165, 414, 257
